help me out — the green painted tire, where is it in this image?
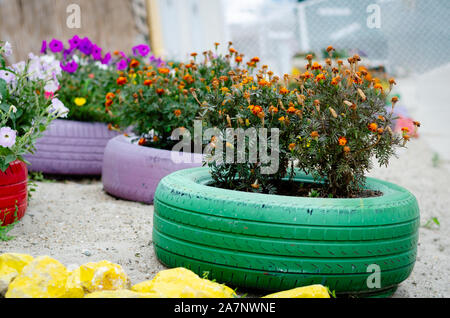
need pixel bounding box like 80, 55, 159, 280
153, 167, 419, 296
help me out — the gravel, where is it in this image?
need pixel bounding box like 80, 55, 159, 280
0, 138, 448, 298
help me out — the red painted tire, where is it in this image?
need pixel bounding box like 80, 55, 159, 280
0, 160, 28, 226
24, 119, 119, 175
102, 135, 202, 204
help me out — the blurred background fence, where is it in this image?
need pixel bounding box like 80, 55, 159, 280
1, 0, 449, 76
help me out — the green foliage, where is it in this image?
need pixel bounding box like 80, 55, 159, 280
108, 48, 234, 150
0, 42, 66, 171
423, 217, 440, 230
56, 62, 120, 123
0, 204, 18, 241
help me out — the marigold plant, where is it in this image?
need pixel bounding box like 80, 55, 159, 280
291, 48, 419, 197
194, 46, 304, 193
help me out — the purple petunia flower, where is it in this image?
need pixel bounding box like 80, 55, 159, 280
92, 45, 103, 61
150, 55, 165, 67
60, 60, 78, 73
63, 47, 74, 61
0, 127, 17, 149
68, 35, 81, 49
117, 59, 128, 70
102, 52, 112, 65
132, 44, 151, 57
49, 39, 64, 53
78, 37, 93, 55
40, 40, 47, 54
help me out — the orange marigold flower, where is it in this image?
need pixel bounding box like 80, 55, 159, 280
368, 122, 378, 132
105, 99, 113, 107
249, 105, 263, 115
106, 92, 115, 100
310, 131, 319, 138
288, 143, 296, 151
311, 62, 322, 70
138, 138, 146, 146
235, 56, 243, 63
377, 128, 384, 134
268, 106, 278, 114
158, 67, 170, 74
153, 136, 159, 142
315, 74, 326, 82
338, 137, 347, 146
144, 79, 153, 86
305, 54, 313, 61
117, 77, 127, 85
343, 146, 351, 153
287, 106, 297, 114
403, 134, 410, 140
279, 87, 290, 95
373, 83, 383, 91
401, 127, 410, 133
156, 88, 165, 95
278, 116, 286, 122
301, 71, 313, 79
258, 79, 270, 87
326, 45, 334, 53
391, 96, 399, 103
331, 76, 340, 85
130, 59, 140, 68
389, 78, 397, 85
190, 52, 198, 57
251, 56, 260, 63
174, 109, 182, 117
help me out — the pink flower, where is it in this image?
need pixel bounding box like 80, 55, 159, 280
45, 91, 55, 99
0, 127, 17, 148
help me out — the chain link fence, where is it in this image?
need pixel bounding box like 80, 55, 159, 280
224, 0, 450, 76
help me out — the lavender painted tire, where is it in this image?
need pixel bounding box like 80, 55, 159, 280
24, 119, 119, 175
102, 135, 202, 204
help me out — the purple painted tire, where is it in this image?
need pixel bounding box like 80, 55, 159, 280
24, 119, 119, 175
102, 135, 202, 204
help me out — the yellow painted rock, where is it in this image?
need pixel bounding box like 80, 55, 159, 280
84, 289, 159, 298
132, 267, 236, 298
263, 285, 330, 298
5, 256, 69, 298
65, 260, 130, 297
0, 253, 34, 296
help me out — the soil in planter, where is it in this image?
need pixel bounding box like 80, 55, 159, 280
210, 180, 383, 199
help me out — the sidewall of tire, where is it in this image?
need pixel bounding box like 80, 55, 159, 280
24, 119, 119, 175
0, 160, 28, 226
153, 167, 420, 295
102, 135, 202, 204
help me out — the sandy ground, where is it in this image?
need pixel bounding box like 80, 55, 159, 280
0, 138, 449, 298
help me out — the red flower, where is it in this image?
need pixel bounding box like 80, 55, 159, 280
117, 77, 127, 85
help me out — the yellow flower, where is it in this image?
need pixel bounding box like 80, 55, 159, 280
74, 97, 87, 107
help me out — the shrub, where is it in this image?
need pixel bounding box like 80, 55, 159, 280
0, 41, 68, 171
193, 46, 303, 193
289, 48, 418, 197
106, 44, 234, 150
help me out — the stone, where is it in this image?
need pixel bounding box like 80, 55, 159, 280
0, 253, 34, 295
262, 285, 330, 298
5, 256, 69, 298
65, 260, 131, 297
131, 267, 236, 298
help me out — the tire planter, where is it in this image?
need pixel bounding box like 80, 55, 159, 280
0, 160, 28, 226
153, 167, 420, 297
24, 119, 119, 175
102, 135, 202, 204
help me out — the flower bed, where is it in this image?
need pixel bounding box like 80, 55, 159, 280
102, 135, 201, 203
